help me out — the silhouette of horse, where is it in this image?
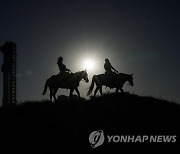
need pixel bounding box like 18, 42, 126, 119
42, 70, 89, 101
87, 73, 134, 97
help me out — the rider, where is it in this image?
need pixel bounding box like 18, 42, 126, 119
57, 57, 71, 84
104, 58, 118, 75
57, 56, 70, 74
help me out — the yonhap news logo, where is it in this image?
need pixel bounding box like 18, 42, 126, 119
89, 130, 105, 148
89, 130, 177, 148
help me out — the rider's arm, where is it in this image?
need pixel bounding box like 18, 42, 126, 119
110, 64, 118, 73
63, 64, 70, 72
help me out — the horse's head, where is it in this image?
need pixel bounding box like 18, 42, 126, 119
81, 70, 89, 83
127, 74, 134, 86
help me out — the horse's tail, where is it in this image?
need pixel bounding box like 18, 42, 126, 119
87, 76, 96, 96
42, 79, 49, 95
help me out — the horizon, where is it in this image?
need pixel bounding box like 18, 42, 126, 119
0, 0, 180, 105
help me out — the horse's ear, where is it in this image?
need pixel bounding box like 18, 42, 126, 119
85, 69, 87, 72
131, 74, 133, 76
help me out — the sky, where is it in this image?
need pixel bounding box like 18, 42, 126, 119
0, 0, 180, 105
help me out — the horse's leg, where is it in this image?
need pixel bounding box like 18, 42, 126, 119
116, 88, 119, 93
99, 86, 103, 96
94, 87, 99, 97
69, 88, 74, 101
49, 88, 53, 102
120, 88, 124, 93
52, 88, 58, 101
75, 88, 80, 98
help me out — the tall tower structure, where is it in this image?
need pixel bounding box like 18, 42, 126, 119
0, 41, 17, 106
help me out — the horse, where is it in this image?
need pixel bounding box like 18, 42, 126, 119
87, 73, 134, 97
42, 70, 89, 101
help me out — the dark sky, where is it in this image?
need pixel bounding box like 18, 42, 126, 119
0, 0, 180, 105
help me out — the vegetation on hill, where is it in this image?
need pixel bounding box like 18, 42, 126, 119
0, 93, 179, 153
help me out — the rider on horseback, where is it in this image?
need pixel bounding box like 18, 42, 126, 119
104, 58, 118, 75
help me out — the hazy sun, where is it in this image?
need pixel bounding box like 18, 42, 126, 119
83, 58, 96, 71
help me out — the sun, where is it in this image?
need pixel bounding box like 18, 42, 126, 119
83, 58, 96, 71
